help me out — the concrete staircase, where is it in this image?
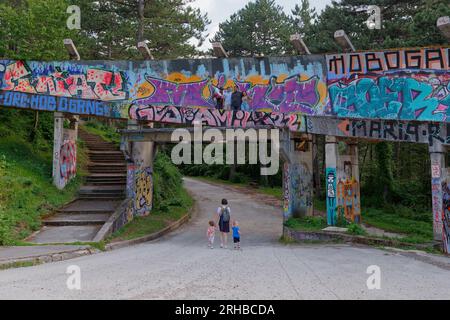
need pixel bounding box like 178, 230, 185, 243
27, 129, 126, 244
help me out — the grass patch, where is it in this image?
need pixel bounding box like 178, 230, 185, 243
0, 260, 38, 270
0, 135, 88, 245
284, 216, 327, 231
346, 223, 367, 236
108, 188, 193, 242
362, 207, 433, 244
258, 186, 282, 198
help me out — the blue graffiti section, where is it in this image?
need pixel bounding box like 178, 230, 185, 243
0, 90, 117, 117
329, 74, 450, 121
326, 167, 337, 226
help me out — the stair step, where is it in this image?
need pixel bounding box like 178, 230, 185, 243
43, 213, 110, 226
78, 194, 125, 200
88, 162, 125, 166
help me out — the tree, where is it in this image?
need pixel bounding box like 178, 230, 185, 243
74, 0, 211, 59
310, 0, 450, 53
0, 0, 81, 142
0, 0, 80, 60
291, 0, 317, 38
212, 0, 295, 57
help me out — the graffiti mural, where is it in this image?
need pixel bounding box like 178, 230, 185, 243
283, 162, 291, 218
135, 167, 153, 216
59, 139, 77, 188
0, 57, 327, 119
326, 168, 337, 225
136, 74, 326, 114
442, 181, 450, 254
336, 178, 361, 224
129, 105, 302, 130
327, 48, 450, 122
289, 162, 313, 217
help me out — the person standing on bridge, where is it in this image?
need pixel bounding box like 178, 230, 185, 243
231, 86, 246, 111
216, 198, 231, 248
213, 87, 225, 109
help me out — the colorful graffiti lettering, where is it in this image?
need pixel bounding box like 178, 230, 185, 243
327, 48, 449, 77
135, 167, 153, 216
0, 90, 114, 117
2, 61, 127, 101
1, 47, 450, 124
326, 168, 337, 225
135, 74, 324, 114
328, 74, 450, 121
59, 140, 76, 187
129, 105, 302, 131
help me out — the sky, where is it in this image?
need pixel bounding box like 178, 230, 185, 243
191, 0, 333, 50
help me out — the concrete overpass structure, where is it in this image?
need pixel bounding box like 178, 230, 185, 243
0, 45, 449, 252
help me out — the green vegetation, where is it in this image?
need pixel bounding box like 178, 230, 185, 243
107, 151, 193, 242
108, 188, 193, 242
82, 120, 125, 146
346, 223, 367, 236
284, 216, 327, 231
363, 207, 433, 244
0, 110, 88, 245
0, 260, 38, 271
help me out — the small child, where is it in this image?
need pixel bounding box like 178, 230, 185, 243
232, 220, 241, 249
207, 220, 216, 249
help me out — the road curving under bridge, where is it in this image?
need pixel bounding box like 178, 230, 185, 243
0, 178, 449, 299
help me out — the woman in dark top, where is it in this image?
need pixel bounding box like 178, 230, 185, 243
216, 198, 231, 248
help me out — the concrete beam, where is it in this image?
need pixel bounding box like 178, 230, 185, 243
212, 42, 228, 58
290, 34, 311, 55
437, 16, 450, 41
63, 39, 80, 61
137, 41, 154, 60
120, 126, 278, 143
334, 30, 355, 52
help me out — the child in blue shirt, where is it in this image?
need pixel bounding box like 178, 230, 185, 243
232, 220, 241, 250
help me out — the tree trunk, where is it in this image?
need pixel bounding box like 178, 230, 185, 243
137, 0, 145, 42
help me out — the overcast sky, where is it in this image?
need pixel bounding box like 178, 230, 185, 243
192, 0, 333, 50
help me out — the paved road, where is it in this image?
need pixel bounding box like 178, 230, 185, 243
1, 177, 450, 299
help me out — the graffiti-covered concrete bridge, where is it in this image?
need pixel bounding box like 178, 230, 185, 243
1, 46, 449, 252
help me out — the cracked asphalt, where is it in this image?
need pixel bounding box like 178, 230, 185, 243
0, 177, 449, 299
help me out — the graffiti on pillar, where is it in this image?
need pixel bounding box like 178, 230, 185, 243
135, 167, 153, 216
327, 48, 450, 122
326, 168, 337, 225
283, 162, 291, 218
336, 178, 361, 224
59, 139, 77, 187
129, 105, 303, 131
336, 161, 361, 223
431, 160, 444, 238
290, 162, 313, 217
442, 181, 450, 254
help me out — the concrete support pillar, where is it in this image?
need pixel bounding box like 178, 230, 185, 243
325, 137, 361, 225
286, 134, 314, 219
52, 112, 64, 189
429, 142, 449, 253
125, 119, 156, 218
325, 136, 338, 225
